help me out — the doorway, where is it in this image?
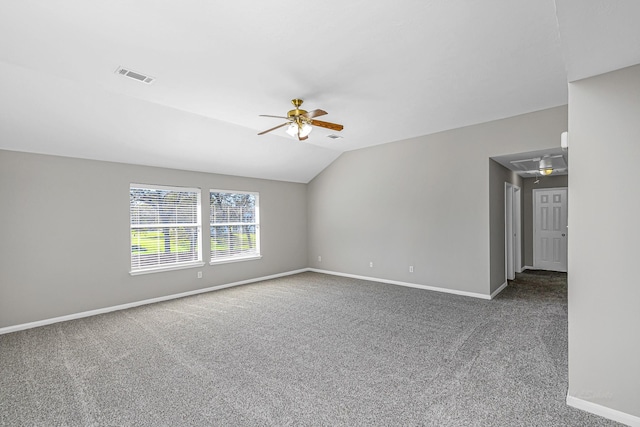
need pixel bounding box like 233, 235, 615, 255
505, 183, 522, 281
533, 187, 568, 272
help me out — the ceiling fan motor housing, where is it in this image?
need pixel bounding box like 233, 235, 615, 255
287, 99, 307, 121
287, 108, 308, 118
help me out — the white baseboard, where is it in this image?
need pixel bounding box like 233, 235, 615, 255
308, 268, 492, 300
1, 268, 497, 334
567, 395, 640, 426
522, 265, 535, 271
0, 268, 309, 335
491, 281, 508, 299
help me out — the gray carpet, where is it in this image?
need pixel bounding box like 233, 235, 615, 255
0, 271, 621, 426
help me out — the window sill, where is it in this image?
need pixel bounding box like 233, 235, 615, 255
209, 255, 262, 266
130, 261, 205, 276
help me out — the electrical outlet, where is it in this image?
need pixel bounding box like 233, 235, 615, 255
369, 261, 373, 268
409, 266, 414, 273
197, 271, 202, 279
318, 255, 322, 262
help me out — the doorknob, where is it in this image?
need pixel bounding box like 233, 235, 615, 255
562, 233, 566, 237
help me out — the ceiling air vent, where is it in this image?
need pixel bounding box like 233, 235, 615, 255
115, 66, 155, 84
327, 134, 343, 139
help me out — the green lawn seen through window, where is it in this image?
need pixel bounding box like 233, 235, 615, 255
211, 234, 255, 251
131, 229, 195, 254
131, 229, 256, 254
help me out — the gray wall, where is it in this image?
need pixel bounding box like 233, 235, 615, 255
522, 175, 568, 267
0, 150, 308, 328
488, 159, 522, 294
307, 106, 567, 297
568, 64, 640, 417
0, 106, 569, 327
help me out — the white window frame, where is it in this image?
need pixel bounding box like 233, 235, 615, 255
210, 189, 261, 265
130, 183, 204, 275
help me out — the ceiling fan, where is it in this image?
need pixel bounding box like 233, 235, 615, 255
258, 99, 344, 141
510, 154, 567, 176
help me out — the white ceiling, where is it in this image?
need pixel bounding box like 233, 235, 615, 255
1, 1, 639, 183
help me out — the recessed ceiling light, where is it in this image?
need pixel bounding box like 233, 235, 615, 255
115, 66, 155, 84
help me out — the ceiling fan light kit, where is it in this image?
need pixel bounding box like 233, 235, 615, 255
539, 168, 554, 176
286, 122, 312, 138
538, 156, 553, 175
258, 99, 343, 141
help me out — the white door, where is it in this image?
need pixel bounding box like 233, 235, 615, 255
533, 188, 568, 272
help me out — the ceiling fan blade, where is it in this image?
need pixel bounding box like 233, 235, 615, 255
510, 157, 540, 164
259, 114, 289, 119
310, 119, 344, 132
303, 109, 327, 119
258, 122, 289, 135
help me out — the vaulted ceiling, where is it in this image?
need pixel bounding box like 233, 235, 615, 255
1, 1, 639, 183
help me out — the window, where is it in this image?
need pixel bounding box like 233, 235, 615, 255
130, 184, 203, 274
210, 190, 260, 263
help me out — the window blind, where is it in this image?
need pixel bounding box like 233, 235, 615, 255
130, 184, 202, 273
210, 190, 260, 262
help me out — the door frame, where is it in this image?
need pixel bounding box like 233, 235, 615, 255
505, 183, 522, 281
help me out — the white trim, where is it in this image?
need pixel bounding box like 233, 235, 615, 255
209, 255, 262, 266
210, 188, 258, 196
1, 268, 501, 335
505, 183, 514, 281
129, 261, 205, 276
308, 268, 492, 300
505, 183, 522, 282
522, 265, 535, 271
0, 269, 308, 335
514, 185, 522, 274
567, 395, 640, 427
131, 182, 200, 193
491, 281, 508, 299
